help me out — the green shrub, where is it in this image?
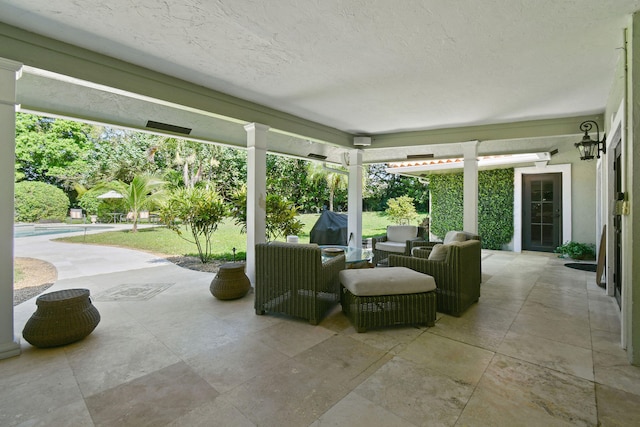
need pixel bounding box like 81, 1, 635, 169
230, 186, 303, 241
554, 241, 596, 260
385, 196, 418, 224
14, 181, 69, 222
160, 187, 228, 263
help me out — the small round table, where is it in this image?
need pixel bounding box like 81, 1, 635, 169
22, 288, 101, 348
210, 263, 251, 300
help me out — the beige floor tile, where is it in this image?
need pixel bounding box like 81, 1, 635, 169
250, 317, 336, 357
527, 285, 590, 308
166, 398, 256, 427
310, 392, 417, 427
64, 321, 182, 397
429, 316, 510, 352
457, 354, 597, 426
85, 361, 219, 427
595, 383, 640, 427
10, 399, 95, 427
589, 298, 621, 334
293, 334, 388, 390
428, 303, 516, 351
0, 350, 85, 427
498, 331, 594, 381
593, 350, 640, 396
590, 328, 624, 356
519, 298, 589, 323
355, 357, 474, 427
476, 290, 526, 312
346, 324, 428, 354
509, 311, 592, 349
221, 357, 351, 427
186, 336, 288, 393
397, 332, 495, 385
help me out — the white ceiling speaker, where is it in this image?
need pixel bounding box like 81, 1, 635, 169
353, 136, 372, 146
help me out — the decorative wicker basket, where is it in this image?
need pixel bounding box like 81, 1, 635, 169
22, 288, 101, 348
210, 263, 251, 300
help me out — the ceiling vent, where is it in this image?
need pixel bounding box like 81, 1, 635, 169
354, 136, 372, 146
406, 154, 434, 160
146, 120, 192, 135
308, 153, 328, 160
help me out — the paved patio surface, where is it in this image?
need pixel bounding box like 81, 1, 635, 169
3, 230, 640, 426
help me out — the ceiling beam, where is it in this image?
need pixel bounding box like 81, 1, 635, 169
370, 115, 605, 148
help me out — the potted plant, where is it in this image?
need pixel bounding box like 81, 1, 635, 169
554, 241, 596, 260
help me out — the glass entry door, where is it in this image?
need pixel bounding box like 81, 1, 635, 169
523, 173, 562, 252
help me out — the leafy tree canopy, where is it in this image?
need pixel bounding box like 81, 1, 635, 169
15, 113, 95, 188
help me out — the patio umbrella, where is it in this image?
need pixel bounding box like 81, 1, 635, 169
97, 190, 123, 199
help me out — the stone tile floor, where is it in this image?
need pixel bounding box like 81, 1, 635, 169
2, 249, 640, 426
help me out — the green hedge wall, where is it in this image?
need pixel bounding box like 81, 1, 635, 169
15, 181, 70, 222
429, 169, 514, 250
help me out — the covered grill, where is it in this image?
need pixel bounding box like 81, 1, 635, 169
309, 210, 348, 246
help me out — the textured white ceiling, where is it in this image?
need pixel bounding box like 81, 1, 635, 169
1, 0, 638, 135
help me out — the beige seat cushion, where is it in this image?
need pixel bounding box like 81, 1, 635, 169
339, 267, 436, 296
375, 241, 406, 253
428, 243, 449, 261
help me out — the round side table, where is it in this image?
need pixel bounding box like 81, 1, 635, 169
210, 262, 251, 300
22, 288, 101, 348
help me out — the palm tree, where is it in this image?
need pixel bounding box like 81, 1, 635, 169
113, 174, 167, 232
308, 162, 348, 211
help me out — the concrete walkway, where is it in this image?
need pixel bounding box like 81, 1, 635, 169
14, 223, 172, 281
12, 223, 212, 330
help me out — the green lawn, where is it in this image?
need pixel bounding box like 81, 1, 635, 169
14, 266, 24, 282
54, 212, 413, 261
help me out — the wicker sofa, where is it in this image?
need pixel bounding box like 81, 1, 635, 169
372, 225, 428, 265
255, 242, 345, 325
389, 239, 482, 316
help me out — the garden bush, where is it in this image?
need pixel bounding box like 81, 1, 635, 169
15, 181, 69, 222
385, 196, 418, 224
160, 187, 228, 263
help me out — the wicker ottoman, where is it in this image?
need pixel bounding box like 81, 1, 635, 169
22, 288, 101, 348
339, 267, 436, 332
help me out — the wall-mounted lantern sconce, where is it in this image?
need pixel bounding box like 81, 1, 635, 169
575, 120, 606, 160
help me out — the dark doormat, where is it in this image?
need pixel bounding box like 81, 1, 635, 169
564, 263, 597, 272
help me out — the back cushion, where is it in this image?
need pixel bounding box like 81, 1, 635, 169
444, 231, 468, 244
428, 243, 449, 261
387, 225, 418, 242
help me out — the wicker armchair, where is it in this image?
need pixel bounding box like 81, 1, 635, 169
389, 239, 482, 316
372, 225, 428, 265
255, 242, 345, 325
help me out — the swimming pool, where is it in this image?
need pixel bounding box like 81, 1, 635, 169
14, 225, 113, 238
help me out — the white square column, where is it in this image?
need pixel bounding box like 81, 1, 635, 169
0, 58, 22, 360
462, 141, 479, 234
244, 123, 269, 284
347, 149, 364, 246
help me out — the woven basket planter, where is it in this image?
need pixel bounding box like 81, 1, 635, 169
210, 262, 251, 300
22, 288, 101, 348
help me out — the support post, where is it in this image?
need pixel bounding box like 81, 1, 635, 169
0, 58, 21, 359
462, 141, 479, 234
347, 149, 364, 246
244, 123, 269, 285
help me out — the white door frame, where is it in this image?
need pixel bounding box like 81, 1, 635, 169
513, 164, 572, 252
